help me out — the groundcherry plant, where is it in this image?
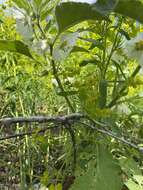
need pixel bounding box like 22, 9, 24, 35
1, 0, 143, 190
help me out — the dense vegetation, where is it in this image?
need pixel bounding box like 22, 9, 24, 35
1, 0, 143, 189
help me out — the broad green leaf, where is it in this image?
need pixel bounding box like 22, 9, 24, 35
93, 0, 119, 14
70, 145, 123, 190
0, 40, 32, 58
56, 0, 143, 34
94, 144, 123, 190
115, 0, 143, 24
97, 0, 143, 24
70, 162, 95, 190
55, 2, 107, 33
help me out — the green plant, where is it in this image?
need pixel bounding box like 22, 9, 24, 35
1, 0, 143, 190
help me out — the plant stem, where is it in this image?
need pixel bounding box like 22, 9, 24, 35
36, 15, 47, 39
49, 45, 75, 112
108, 65, 141, 108
35, 14, 75, 112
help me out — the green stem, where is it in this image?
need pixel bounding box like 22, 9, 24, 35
49, 45, 75, 113
36, 15, 47, 39
104, 18, 123, 77
108, 65, 141, 108
34, 14, 75, 112
104, 32, 119, 77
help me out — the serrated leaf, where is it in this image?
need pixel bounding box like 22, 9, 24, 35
0, 40, 32, 58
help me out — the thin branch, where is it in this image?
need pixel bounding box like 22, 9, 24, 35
79, 121, 143, 153
1, 113, 143, 154
0, 124, 68, 141
0, 126, 53, 141
0, 113, 84, 127
36, 15, 47, 39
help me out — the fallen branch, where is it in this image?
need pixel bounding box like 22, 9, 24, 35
0, 113, 84, 127
1, 113, 143, 154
